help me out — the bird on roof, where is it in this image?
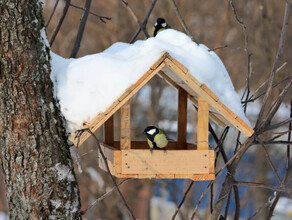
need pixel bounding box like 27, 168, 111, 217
144, 126, 169, 153
152, 18, 170, 37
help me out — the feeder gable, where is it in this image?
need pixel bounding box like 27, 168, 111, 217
69, 52, 253, 146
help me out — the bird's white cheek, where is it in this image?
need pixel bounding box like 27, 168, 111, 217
147, 128, 156, 135
162, 22, 167, 28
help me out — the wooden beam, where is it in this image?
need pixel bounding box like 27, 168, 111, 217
121, 150, 210, 175
120, 100, 131, 149
163, 57, 254, 136
177, 87, 188, 149
197, 96, 209, 150
113, 141, 196, 150
104, 115, 114, 146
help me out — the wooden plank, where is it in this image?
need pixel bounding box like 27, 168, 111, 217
177, 87, 188, 149
104, 115, 114, 146
173, 174, 215, 181
121, 150, 210, 175
98, 143, 118, 174
200, 84, 219, 102
158, 70, 179, 89
69, 54, 167, 146
209, 150, 215, 174
156, 174, 175, 179
115, 173, 139, 178
166, 54, 188, 73
114, 150, 122, 174
188, 95, 226, 127
120, 100, 131, 149
197, 96, 209, 150
164, 57, 254, 137
138, 174, 156, 179
192, 174, 215, 181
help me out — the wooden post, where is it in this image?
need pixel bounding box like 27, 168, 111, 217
104, 115, 114, 146
120, 100, 131, 149
197, 96, 209, 150
177, 87, 187, 149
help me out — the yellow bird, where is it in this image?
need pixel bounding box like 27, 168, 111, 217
152, 18, 170, 37
144, 126, 169, 153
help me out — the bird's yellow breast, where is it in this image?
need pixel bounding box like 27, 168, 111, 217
153, 133, 168, 148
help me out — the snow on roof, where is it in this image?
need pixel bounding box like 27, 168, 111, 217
50, 29, 250, 133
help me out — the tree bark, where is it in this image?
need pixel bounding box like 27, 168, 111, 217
0, 1, 82, 219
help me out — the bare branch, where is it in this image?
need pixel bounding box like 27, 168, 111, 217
210, 135, 256, 220
234, 181, 292, 194
66, 1, 111, 23
208, 45, 228, 52
49, 0, 71, 46
255, 0, 291, 129
171, 181, 194, 220
242, 76, 290, 104
129, 0, 158, 43
259, 140, 282, 183
191, 182, 213, 219
258, 76, 292, 130
121, 0, 150, 39
77, 129, 136, 220
246, 62, 287, 102
170, 0, 197, 43
45, 0, 59, 28
262, 117, 292, 132
81, 178, 132, 214
70, 0, 92, 58
229, 0, 252, 113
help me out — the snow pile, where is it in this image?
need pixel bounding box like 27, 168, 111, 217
51, 29, 250, 133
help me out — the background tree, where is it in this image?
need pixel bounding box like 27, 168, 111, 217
0, 1, 82, 218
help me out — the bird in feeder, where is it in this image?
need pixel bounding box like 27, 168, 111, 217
144, 126, 169, 153
152, 18, 170, 37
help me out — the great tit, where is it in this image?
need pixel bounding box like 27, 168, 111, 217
152, 18, 170, 37
144, 126, 169, 153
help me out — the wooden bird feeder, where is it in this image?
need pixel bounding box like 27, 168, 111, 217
69, 52, 254, 181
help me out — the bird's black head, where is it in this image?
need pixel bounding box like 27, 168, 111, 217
144, 126, 159, 138
154, 18, 167, 28
153, 18, 169, 37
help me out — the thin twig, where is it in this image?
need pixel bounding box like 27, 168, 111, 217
267, 100, 292, 219
129, 0, 158, 43
247, 62, 287, 102
259, 76, 292, 129
171, 181, 194, 220
66, 0, 111, 23
209, 45, 228, 52
234, 181, 292, 194
242, 76, 290, 104
262, 117, 292, 132
255, 0, 291, 129
224, 192, 232, 219
81, 129, 136, 220
229, 0, 252, 113
45, 0, 59, 28
121, 0, 150, 38
70, 0, 92, 58
191, 182, 214, 220
248, 201, 269, 220
258, 140, 282, 184
170, 0, 197, 43
49, 0, 71, 46
81, 178, 132, 214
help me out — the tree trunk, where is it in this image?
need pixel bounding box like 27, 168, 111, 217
0, 1, 82, 219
